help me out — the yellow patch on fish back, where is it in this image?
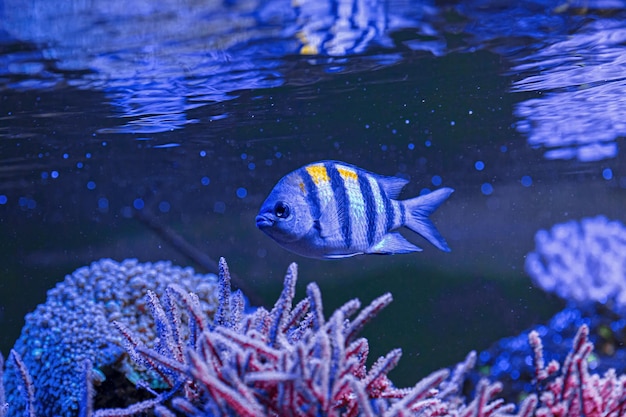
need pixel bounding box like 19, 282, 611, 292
298, 181, 306, 194
306, 164, 329, 185
337, 166, 358, 182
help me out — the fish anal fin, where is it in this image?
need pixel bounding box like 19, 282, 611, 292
323, 252, 363, 259
367, 232, 422, 255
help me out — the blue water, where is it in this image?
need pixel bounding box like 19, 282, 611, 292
1, 0, 625, 387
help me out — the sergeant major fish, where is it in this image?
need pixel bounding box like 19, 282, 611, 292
255, 160, 454, 259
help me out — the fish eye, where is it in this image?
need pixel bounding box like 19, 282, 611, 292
274, 201, 290, 219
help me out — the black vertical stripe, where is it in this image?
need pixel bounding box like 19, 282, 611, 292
358, 174, 377, 247
400, 202, 406, 226
383, 188, 395, 232
301, 168, 321, 220
326, 162, 351, 248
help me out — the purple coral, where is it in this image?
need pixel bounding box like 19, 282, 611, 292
525, 216, 626, 315
106, 258, 522, 417
2, 259, 222, 417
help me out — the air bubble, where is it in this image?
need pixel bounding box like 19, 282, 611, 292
159, 201, 171, 213
521, 176, 532, 187
133, 198, 144, 210
481, 183, 493, 195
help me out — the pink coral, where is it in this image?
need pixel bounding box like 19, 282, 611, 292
524, 324, 626, 417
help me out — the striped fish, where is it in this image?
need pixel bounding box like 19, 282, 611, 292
256, 160, 453, 259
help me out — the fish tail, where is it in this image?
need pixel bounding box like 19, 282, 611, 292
402, 187, 454, 252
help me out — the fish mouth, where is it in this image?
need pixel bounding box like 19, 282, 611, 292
255, 214, 274, 229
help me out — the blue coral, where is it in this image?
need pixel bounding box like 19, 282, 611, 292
2, 259, 221, 417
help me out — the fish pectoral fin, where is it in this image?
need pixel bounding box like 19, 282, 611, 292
316, 204, 344, 239
367, 233, 423, 255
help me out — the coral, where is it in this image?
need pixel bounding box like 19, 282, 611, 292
477, 305, 626, 403
525, 215, 626, 315
525, 324, 626, 417
0, 353, 6, 417
102, 258, 522, 416
475, 215, 626, 405
3, 257, 626, 416
2, 259, 222, 417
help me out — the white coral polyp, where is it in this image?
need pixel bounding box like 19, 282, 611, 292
525, 215, 626, 315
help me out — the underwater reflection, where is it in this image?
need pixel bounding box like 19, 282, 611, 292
450, 0, 626, 162
513, 18, 626, 162
1, 0, 294, 133
0, 0, 441, 134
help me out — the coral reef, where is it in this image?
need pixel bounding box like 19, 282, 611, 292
1, 259, 222, 417
480, 215, 626, 403
2, 256, 626, 416
525, 215, 626, 315
477, 305, 626, 403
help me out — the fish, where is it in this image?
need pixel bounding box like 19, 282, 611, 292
255, 160, 454, 259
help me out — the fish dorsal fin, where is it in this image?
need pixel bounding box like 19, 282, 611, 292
376, 175, 409, 199
367, 232, 422, 254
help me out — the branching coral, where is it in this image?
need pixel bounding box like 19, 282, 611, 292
523, 324, 626, 417
525, 215, 626, 315
2, 259, 222, 417
103, 258, 522, 416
